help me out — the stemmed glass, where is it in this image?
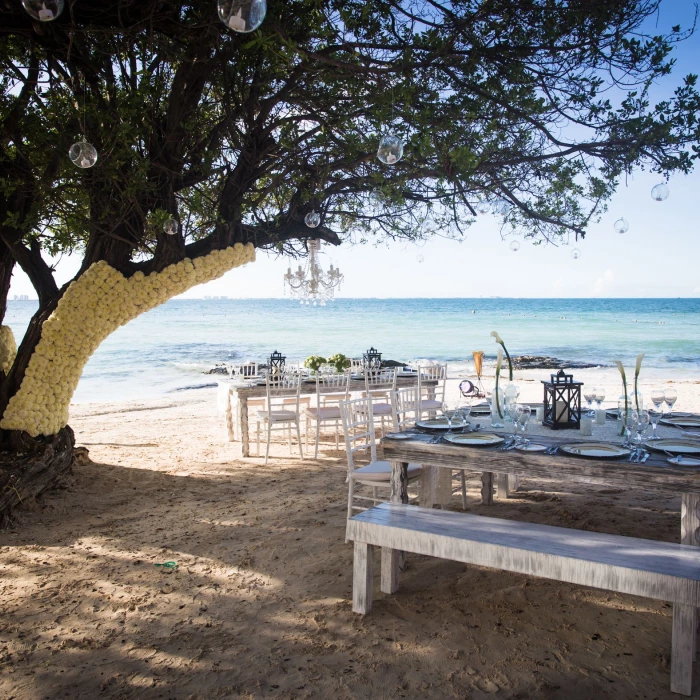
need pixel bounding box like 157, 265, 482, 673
621, 409, 638, 448
584, 387, 596, 417
594, 387, 606, 412
517, 405, 532, 445
649, 389, 665, 440
507, 401, 520, 440
634, 409, 650, 447
664, 387, 678, 416
442, 401, 457, 433
455, 396, 472, 428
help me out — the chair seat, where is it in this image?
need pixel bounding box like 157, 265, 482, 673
371, 403, 392, 415
420, 399, 443, 410
305, 406, 342, 420
351, 460, 422, 482
257, 410, 298, 422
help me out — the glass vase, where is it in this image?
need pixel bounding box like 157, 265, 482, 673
490, 386, 505, 428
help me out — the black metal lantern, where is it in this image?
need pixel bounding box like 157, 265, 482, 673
542, 370, 582, 430
269, 350, 286, 376
363, 346, 382, 370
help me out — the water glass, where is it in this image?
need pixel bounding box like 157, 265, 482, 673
507, 401, 520, 438
456, 397, 472, 425
583, 387, 596, 416
594, 387, 606, 410
664, 387, 678, 414
635, 409, 650, 446
517, 405, 532, 444
647, 403, 662, 441
442, 402, 456, 432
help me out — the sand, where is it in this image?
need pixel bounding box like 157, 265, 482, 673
1, 373, 699, 699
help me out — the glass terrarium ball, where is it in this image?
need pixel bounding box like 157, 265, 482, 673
614, 217, 629, 234
304, 210, 320, 228
476, 200, 490, 215
491, 199, 511, 215
22, 0, 64, 21
163, 219, 179, 236
509, 240, 520, 252
571, 247, 581, 260
68, 141, 98, 169
650, 182, 670, 202
377, 134, 403, 165
217, 0, 266, 32
416, 254, 425, 263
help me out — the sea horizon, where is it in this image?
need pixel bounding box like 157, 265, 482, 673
4, 297, 699, 403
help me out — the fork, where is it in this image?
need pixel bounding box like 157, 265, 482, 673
497, 439, 515, 451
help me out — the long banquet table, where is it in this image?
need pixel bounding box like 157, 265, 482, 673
218, 374, 437, 457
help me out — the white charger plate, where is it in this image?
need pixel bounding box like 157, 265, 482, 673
385, 432, 414, 440
646, 439, 700, 455
515, 443, 548, 452
416, 419, 468, 430
667, 456, 700, 466
443, 432, 504, 446
560, 442, 630, 459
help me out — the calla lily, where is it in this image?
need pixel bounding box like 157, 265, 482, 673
494, 348, 504, 418
615, 360, 629, 436
614, 360, 627, 382
635, 353, 645, 377
634, 353, 645, 410
490, 331, 503, 344
491, 331, 513, 381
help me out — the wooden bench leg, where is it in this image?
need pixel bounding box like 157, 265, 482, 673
672, 603, 695, 696
497, 473, 509, 499
680, 493, 700, 658
353, 542, 374, 614
381, 547, 399, 594
480, 472, 494, 505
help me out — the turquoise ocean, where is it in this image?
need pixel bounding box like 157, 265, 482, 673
4, 298, 699, 403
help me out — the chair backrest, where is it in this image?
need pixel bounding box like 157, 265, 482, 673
340, 397, 378, 476
349, 358, 364, 372
392, 386, 420, 431
265, 372, 301, 413
229, 361, 258, 379
364, 368, 396, 395
417, 363, 447, 402
315, 370, 350, 404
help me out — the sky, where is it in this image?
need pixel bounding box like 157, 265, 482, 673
8, 0, 700, 301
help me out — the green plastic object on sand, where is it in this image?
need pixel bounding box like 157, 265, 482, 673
154, 561, 178, 571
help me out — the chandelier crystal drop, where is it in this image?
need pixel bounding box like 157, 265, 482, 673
509, 240, 520, 252
217, 0, 266, 32
304, 210, 321, 228
614, 217, 629, 234
22, 0, 64, 21
284, 240, 344, 305
650, 182, 670, 202
69, 141, 98, 169
475, 200, 490, 215
377, 134, 403, 165
571, 247, 581, 260
163, 219, 179, 236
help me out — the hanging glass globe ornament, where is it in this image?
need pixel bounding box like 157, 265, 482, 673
304, 210, 321, 228
22, 0, 64, 21
377, 134, 404, 165
492, 199, 511, 215
163, 219, 179, 236
69, 140, 98, 169
614, 217, 629, 234
217, 0, 266, 32
650, 182, 670, 202
571, 248, 581, 260
416, 254, 425, 263
509, 240, 520, 252
475, 200, 490, 215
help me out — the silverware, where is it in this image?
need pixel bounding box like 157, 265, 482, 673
497, 439, 514, 451
548, 446, 559, 456
641, 452, 650, 463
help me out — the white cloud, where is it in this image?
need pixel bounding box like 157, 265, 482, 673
593, 269, 615, 296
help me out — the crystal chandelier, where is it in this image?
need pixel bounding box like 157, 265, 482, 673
284, 239, 343, 306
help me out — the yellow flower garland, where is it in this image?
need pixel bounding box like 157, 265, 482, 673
0, 325, 17, 374
0, 243, 255, 437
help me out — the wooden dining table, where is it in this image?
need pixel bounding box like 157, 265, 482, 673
379, 418, 700, 548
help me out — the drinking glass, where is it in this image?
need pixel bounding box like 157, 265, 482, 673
634, 409, 650, 446
442, 401, 456, 433
648, 394, 663, 441
594, 387, 606, 410
664, 387, 678, 415
456, 396, 472, 426
583, 387, 596, 416
517, 405, 532, 445
507, 401, 520, 440
621, 409, 638, 448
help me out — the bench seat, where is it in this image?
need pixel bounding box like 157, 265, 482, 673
346, 503, 700, 696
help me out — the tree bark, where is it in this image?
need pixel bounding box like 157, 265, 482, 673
0, 425, 75, 527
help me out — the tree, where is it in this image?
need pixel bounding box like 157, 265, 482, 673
0, 0, 698, 522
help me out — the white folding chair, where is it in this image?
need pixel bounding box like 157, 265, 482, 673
256, 373, 304, 465
304, 370, 350, 458
416, 364, 447, 420
363, 368, 396, 436
340, 397, 421, 523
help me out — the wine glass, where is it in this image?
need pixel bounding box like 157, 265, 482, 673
442, 401, 456, 433
456, 396, 472, 427
507, 401, 520, 440
621, 409, 638, 448
635, 409, 650, 446
664, 387, 678, 415
517, 405, 532, 445
583, 387, 596, 417
649, 390, 664, 440
594, 387, 606, 411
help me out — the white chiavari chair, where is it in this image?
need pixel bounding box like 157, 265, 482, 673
304, 370, 350, 458
363, 368, 396, 436
340, 397, 421, 524
416, 363, 447, 420
256, 373, 304, 465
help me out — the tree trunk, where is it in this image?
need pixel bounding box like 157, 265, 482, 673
0, 425, 75, 527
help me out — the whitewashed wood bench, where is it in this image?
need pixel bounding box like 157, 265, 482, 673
346, 503, 700, 696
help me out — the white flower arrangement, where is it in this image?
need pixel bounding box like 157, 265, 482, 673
0, 243, 255, 437
0, 325, 17, 374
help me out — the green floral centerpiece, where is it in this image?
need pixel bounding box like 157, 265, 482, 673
328, 353, 351, 373
303, 355, 326, 373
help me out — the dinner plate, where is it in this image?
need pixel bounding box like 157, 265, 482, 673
515, 443, 548, 452
661, 417, 700, 429
443, 432, 504, 446
469, 405, 492, 415
416, 419, 469, 430
646, 439, 700, 455
667, 456, 700, 466
385, 432, 414, 440
560, 442, 630, 459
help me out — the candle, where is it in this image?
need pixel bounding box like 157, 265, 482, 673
595, 409, 606, 425
580, 417, 593, 436
555, 399, 569, 423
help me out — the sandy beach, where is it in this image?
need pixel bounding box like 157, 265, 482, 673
1, 375, 699, 699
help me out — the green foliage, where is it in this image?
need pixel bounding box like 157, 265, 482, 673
328, 353, 351, 373
303, 355, 326, 372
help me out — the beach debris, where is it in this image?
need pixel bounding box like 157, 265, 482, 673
154, 561, 178, 573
